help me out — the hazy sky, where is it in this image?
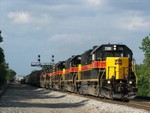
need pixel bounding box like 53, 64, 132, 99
0, 0, 150, 76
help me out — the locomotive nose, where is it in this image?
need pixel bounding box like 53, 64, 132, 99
116, 83, 125, 92
106, 57, 129, 80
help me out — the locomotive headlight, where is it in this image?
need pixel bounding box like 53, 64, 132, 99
129, 81, 132, 84
107, 80, 111, 84
114, 45, 116, 50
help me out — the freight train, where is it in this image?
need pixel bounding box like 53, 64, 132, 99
26, 44, 138, 100
25, 70, 41, 87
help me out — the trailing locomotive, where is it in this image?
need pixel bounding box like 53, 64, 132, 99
37, 44, 137, 100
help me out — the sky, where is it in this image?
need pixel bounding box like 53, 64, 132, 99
0, 0, 150, 76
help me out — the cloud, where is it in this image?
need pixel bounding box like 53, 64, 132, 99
87, 0, 104, 6
48, 33, 92, 45
7, 12, 30, 24
47, 33, 93, 56
119, 15, 150, 31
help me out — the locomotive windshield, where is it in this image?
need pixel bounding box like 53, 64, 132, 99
102, 50, 132, 60
103, 51, 123, 57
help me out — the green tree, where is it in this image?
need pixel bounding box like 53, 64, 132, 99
0, 31, 3, 43
139, 34, 150, 96
6, 69, 16, 83
0, 31, 17, 85
137, 64, 149, 96
0, 62, 7, 84
0, 31, 7, 85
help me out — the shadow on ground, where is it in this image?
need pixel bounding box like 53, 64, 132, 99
0, 83, 89, 108
0, 99, 88, 108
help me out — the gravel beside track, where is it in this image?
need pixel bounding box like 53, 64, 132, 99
0, 84, 9, 97
0, 83, 149, 113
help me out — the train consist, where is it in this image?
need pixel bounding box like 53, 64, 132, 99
26, 44, 138, 100
25, 70, 41, 87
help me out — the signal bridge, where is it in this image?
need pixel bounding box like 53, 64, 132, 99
31, 62, 54, 67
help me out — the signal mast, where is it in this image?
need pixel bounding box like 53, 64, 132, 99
31, 55, 55, 72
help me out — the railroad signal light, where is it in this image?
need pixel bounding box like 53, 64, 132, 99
38, 55, 41, 63
51, 55, 54, 63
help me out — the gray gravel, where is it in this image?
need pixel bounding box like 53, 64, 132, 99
0, 84, 149, 113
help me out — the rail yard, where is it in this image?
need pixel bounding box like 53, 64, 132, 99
0, 83, 149, 113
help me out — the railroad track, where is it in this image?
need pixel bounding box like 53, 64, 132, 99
85, 95, 150, 111
129, 99, 150, 111
50, 89, 150, 111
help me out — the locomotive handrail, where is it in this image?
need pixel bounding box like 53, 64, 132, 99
100, 69, 106, 88
132, 58, 138, 86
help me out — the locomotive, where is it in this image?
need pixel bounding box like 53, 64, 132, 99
34, 44, 138, 100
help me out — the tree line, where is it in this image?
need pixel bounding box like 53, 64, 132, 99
0, 31, 16, 86
137, 34, 150, 96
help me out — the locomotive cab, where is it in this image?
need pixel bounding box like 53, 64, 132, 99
91, 44, 137, 99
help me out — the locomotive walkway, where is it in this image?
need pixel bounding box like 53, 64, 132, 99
0, 83, 149, 113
